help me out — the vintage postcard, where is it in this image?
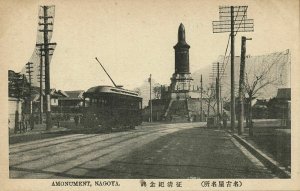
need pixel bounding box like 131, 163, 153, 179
0, 0, 299, 190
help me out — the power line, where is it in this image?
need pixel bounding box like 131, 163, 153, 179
221, 6, 246, 80
233, 6, 241, 23
220, 34, 231, 80
219, 6, 239, 80
234, 7, 248, 36
213, 6, 254, 132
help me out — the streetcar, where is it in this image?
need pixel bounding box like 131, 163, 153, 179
82, 85, 143, 129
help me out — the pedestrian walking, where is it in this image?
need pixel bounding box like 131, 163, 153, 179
203, 111, 207, 122
21, 113, 27, 133
222, 111, 228, 129
30, 114, 35, 130
14, 110, 19, 134
218, 113, 222, 128
74, 115, 79, 126
56, 115, 60, 128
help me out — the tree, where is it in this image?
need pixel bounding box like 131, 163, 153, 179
244, 50, 290, 136
203, 84, 217, 117
8, 70, 30, 99
133, 87, 142, 96
152, 83, 162, 99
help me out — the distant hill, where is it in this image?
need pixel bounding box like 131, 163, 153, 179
191, 49, 291, 100
135, 50, 291, 108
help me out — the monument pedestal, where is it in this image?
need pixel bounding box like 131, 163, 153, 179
170, 73, 193, 100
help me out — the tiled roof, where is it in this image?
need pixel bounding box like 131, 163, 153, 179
59, 90, 84, 100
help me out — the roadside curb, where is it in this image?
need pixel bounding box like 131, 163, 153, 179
9, 128, 72, 144
9, 128, 70, 138
232, 134, 291, 178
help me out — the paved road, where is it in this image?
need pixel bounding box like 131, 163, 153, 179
9, 122, 276, 178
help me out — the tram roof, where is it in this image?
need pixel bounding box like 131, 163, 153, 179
84, 86, 141, 98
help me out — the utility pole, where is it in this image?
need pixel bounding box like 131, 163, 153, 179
39, 48, 43, 124
149, 74, 153, 122
37, 48, 46, 124
213, 5, 254, 132
220, 84, 223, 115
210, 62, 224, 124
200, 74, 203, 122
43, 6, 51, 130
216, 62, 220, 124
230, 6, 236, 132
238, 36, 252, 135
37, 6, 56, 130
26, 62, 33, 114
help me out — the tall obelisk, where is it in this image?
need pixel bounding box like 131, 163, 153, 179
170, 23, 193, 99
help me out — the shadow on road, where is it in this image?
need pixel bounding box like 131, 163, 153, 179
9, 127, 136, 145
58, 127, 275, 179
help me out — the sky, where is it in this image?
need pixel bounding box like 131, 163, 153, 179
0, 0, 299, 91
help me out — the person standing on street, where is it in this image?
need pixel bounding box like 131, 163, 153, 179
30, 114, 35, 130
222, 111, 228, 129
74, 115, 79, 126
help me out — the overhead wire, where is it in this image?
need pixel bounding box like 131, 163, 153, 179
219, 6, 242, 81
234, 6, 248, 36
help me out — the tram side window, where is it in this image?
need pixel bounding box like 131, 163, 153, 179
96, 97, 103, 107
115, 96, 124, 108
130, 99, 134, 107
84, 98, 90, 107
99, 98, 105, 107
100, 97, 108, 107
91, 98, 97, 106
99, 97, 107, 107
99, 98, 103, 107
97, 98, 100, 107
124, 98, 131, 108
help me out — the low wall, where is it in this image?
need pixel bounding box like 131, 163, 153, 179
274, 129, 291, 168
8, 98, 23, 131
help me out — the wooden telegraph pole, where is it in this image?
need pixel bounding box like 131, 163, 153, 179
238, 36, 252, 135
37, 6, 56, 130
216, 62, 220, 124
210, 62, 225, 125
213, 6, 254, 132
39, 48, 44, 124
36, 48, 48, 124
25, 62, 33, 114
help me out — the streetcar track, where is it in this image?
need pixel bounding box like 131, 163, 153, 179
16, 151, 114, 178
11, 129, 143, 154
10, 125, 182, 155
10, 127, 174, 167
38, 129, 170, 178
9, 134, 100, 154
14, 129, 169, 178
10, 125, 172, 151
9, 133, 83, 148
9, 129, 141, 154
10, 131, 141, 166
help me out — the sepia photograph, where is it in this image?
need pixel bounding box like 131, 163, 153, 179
0, 0, 299, 190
